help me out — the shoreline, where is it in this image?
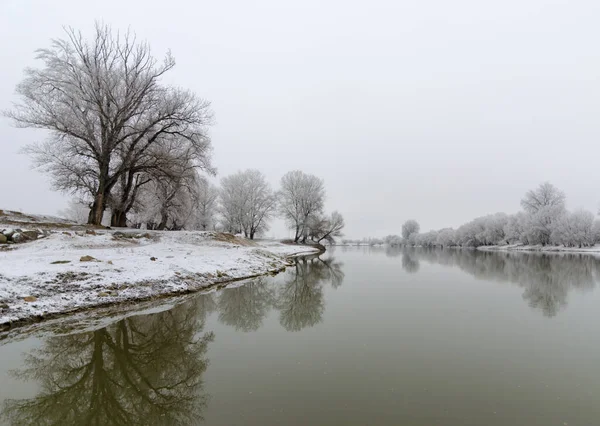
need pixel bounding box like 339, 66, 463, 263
0, 224, 321, 332
476, 244, 600, 255
0, 257, 299, 337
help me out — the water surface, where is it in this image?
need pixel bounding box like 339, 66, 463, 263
1, 247, 600, 425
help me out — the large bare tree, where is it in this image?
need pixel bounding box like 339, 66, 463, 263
219, 169, 276, 239
278, 170, 326, 243
7, 23, 213, 225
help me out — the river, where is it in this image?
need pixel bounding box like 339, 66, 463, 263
1, 247, 599, 425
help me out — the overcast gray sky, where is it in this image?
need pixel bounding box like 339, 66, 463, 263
1, 0, 599, 238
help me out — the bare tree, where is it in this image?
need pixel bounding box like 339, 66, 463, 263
128, 144, 203, 230
219, 170, 276, 239
7, 23, 213, 225
218, 172, 245, 234
108, 170, 152, 227
193, 178, 219, 231
242, 170, 276, 239
307, 211, 345, 244
278, 170, 326, 243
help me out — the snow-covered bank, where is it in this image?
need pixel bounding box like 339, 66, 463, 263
477, 244, 600, 255
0, 223, 320, 329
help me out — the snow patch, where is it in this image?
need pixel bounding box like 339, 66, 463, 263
0, 230, 319, 327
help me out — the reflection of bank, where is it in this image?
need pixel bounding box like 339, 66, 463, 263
2, 296, 215, 425
398, 247, 599, 317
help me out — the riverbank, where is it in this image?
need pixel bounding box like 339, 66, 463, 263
0, 211, 320, 330
477, 243, 600, 254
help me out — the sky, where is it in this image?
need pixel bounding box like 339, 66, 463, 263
1, 0, 600, 239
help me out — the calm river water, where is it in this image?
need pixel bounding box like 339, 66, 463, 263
1, 247, 600, 425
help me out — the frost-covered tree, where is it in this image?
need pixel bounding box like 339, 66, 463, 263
593, 220, 600, 244
384, 235, 403, 246
455, 217, 485, 247
57, 199, 90, 224
142, 177, 197, 230
415, 230, 439, 247
517, 182, 566, 245
218, 172, 245, 234
436, 228, 456, 248
108, 171, 152, 227
240, 170, 276, 239
523, 205, 566, 246
521, 182, 566, 214
452, 213, 509, 247
220, 170, 276, 239
551, 209, 595, 247
401, 220, 420, 242
407, 233, 418, 247
504, 212, 529, 244
307, 211, 345, 244
129, 150, 202, 230
480, 213, 508, 245
398, 183, 594, 249
193, 178, 219, 231
8, 23, 214, 225
278, 171, 326, 243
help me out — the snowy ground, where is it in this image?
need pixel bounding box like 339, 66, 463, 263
0, 215, 319, 329
478, 243, 600, 254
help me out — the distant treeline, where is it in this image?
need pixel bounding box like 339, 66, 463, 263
381, 182, 598, 249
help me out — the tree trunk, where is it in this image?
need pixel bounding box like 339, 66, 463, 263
250, 232, 255, 240
157, 211, 168, 230
88, 192, 105, 226
294, 225, 300, 243
110, 209, 128, 227
87, 204, 96, 225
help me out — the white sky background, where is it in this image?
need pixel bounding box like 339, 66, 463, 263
1, 0, 599, 239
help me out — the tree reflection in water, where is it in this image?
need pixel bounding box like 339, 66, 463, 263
401, 252, 420, 273
396, 247, 600, 317
218, 277, 274, 332
275, 257, 326, 331
5, 248, 596, 422
2, 295, 215, 426
1, 254, 345, 425
276, 255, 344, 331
215, 254, 345, 332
